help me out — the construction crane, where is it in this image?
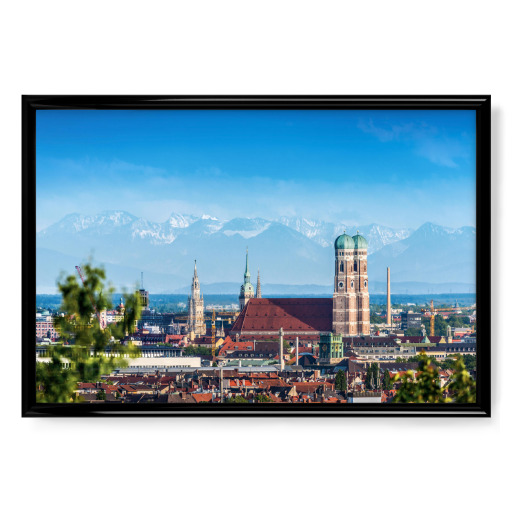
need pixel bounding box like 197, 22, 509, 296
422, 300, 475, 336
211, 309, 216, 361
75, 265, 107, 330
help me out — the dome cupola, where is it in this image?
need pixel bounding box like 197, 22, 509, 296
352, 232, 368, 250
334, 233, 355, 250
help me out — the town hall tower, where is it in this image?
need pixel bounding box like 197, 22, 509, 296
187, 260, 206, 338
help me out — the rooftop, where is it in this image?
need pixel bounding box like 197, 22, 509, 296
231, 298, 333, 333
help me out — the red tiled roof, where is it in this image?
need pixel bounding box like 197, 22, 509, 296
218, 340, 254, 355
231, 298, 333, 333
192, 393, 213, 403
77, 383, 95, 390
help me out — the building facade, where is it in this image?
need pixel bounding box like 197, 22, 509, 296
400, 312, 422, 330
35, 314, 59, 339
332, 233, 370, 336
318, 333, 344, 364
187, 261, 206, 338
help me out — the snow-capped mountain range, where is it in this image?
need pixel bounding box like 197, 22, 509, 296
36, 211, 476, 294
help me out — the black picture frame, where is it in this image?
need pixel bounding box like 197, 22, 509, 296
22, 95, 491, 417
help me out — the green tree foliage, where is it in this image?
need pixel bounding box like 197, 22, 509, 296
335, 370, 347, 391
255, 394, 272, 402
461, 354, 476, 372
365, 363, 380, 390
392, 352, 476, 403
370, 313, 385, 324
183, 345, 212, 357
404, 327, 423, 336
382, 369, 392, 391
446, 356, 477, 403
393, 353, 446, 403
96, 388, 106, 400
225, 396, 249, 403
36, 263, 141, 403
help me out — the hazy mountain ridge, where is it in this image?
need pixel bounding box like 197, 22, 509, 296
278, 216, 413, 253
36, 211, 476, 294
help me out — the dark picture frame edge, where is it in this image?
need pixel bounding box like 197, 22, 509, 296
22, 95, 491, 417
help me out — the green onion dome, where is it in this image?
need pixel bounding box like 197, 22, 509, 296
352, 234, 368, 249
334, 233, 355, 250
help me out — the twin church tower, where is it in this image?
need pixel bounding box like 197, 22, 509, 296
187, 233, 370, 338
332, 232, 370, 336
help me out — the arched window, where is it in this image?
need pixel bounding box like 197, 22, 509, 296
354, 261, 358, 271
340, 261, 344, 272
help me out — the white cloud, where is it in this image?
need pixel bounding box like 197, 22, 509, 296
358, 117, 471, 169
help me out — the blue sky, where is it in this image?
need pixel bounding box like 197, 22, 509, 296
36, 109, 476, 230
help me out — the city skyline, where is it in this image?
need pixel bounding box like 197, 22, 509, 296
36, 109, 476, 231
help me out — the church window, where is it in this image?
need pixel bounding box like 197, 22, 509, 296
351, 281, 354, 288
354, 262, 358, 271
340, 262, 344, 272
364, 280, 367, 288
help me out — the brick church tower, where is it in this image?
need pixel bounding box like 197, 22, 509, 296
332, 232, 370, 335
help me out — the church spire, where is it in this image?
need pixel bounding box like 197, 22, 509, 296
239, 248, 255, 310
244, 247, 251, 283
256, 268, 262, 298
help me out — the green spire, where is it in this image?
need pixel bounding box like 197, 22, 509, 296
244, 247, 251, 283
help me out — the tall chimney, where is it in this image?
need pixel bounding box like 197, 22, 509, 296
295, 337, 299, 367
386, 267, 391, 326
279, 327, 284, 371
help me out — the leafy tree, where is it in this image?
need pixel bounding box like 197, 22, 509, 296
382, 369, 392, 391
335, 370, 347, 391
365, 368, 372, 389
370, 313, 385, 324
225, 396, 249, 403
365, 363, 379, 390
255, 394, 272, 402
36, 263, 141, 403
183, 345, 211, 357
392, 352, 476, 403
446, 356, 476, 403
404, 327, 422, 336
461, 354, 476, 372
96, 389, 106, 400
393, 353, 446, 403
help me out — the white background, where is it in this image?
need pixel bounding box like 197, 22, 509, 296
1, 1, 510, 510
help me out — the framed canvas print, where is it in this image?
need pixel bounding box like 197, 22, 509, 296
22, 96, 491, 416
